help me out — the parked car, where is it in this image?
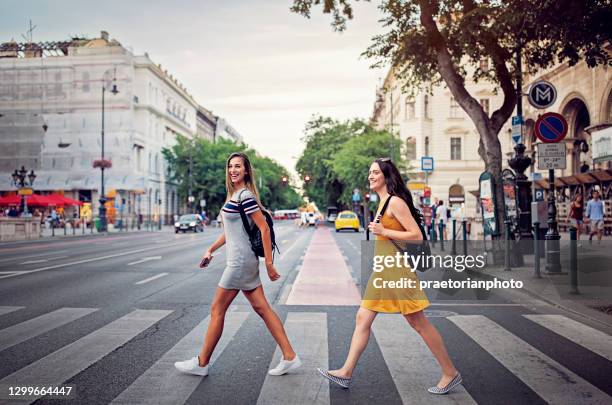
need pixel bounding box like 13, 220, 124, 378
174, 214, 204, 233
306, 212, 317, 227
335, 211, 360, 232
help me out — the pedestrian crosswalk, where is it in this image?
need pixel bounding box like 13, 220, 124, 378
0, 305, 611, 405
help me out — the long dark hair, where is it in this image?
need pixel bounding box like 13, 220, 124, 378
374, 158, 424, 227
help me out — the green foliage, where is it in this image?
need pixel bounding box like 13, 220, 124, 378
296, 116, 408, 209
162, 137, 301, 216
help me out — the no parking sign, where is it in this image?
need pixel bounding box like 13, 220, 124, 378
535, 112, 568, 143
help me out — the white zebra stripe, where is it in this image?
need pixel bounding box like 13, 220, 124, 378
112, 311, 249, 405
0, 306, 24, 316
373, 314, 477, 405
524, 314, 612, 362
0, 309, 172, 404
257, 312, 329, 405
0, 307, 97, 352
448, 315, 610, 404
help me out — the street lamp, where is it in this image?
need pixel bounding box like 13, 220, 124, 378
97, 68, 119, 232
11, 166, 36, 215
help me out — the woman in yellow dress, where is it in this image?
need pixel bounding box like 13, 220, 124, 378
318, 158, 461, 395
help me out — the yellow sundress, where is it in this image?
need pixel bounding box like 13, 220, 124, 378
361, 202, 430, 314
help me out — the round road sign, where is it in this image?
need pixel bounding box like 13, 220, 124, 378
528, 80, 557, 109
534, 112, 568, 143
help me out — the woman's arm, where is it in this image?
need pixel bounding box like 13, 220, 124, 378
251, 210, 280, 281
207, 233, 226, 255
369, 196, 423, 240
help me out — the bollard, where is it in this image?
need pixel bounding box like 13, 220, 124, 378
504, 219, 511, 271
72, 221, 75, 235
451, 219, 457, 255
64, 223, 67, 236
52, 223, 55, 237
91, 221, 94, 234
462, 219, 468, 256
570, 227, 579, 294
429, 224, 436, 247
82, 220, 85, 235
439, 220, 445, 251
534, 222, 541, 278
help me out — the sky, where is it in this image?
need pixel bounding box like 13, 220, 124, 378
1, 0, 386, 178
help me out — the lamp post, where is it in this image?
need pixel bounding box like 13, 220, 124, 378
98, 68, 119, 232
11, 166, 36, 215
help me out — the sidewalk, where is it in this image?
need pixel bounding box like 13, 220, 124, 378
431, 240, 612, 327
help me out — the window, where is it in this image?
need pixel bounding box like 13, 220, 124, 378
479, 58, 489, 72
406, 137, 417, 160
451, 138, 462, 160
450, 97, 461, 118
424, 95, 430, 119
480, 98, 490, 116
405, 98, 416, 120
82, 72, 90, 92
54, 72, 62, 95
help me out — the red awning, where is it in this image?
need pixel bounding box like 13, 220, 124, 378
46, 194, 84, 206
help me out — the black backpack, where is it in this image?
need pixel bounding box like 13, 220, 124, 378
237, 190, 280, 260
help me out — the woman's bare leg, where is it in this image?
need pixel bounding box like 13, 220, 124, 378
330, 307, 377, 378
198, 287, 240, 366
404, 310, 458, 387
243, 285, 296, 360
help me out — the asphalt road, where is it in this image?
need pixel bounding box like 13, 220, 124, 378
0, 222, 611, 405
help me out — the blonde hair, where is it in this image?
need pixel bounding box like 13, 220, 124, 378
225, 152, 263, 207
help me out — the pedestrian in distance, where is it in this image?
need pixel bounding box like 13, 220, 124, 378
585, 190, 605, 243
317, 158, 461, 395
567, 193, 584, 241
175, 152, 301, 377
435, 200, 448, 240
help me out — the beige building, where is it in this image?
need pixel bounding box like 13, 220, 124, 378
371, 65, 514, 218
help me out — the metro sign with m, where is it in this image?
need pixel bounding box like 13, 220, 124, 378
528, 81, 557, 109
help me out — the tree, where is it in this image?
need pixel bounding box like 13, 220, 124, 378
292, 0, 612, 231
163, 137, 301, 216
296, 116, 353, 209
333, 128, 403, 206
296, 116, 405, 209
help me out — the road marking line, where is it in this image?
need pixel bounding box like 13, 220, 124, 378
0, 308, 98, 351
19, 256, 69, 265
127, 256, 163, 266
257, 312, 329, 405
111, 311, 249, 405
0, 306, 25, 316
0, 239, 202, 280
449, 315, 610, 404
134, 273, 169, 285
524, 314, 612, 361
0, 250, 70, 263
373, 314, 476, 404
0, 309, 172, 404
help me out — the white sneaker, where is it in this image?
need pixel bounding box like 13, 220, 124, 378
268, 355, 302, 376
174, 356, 209, 376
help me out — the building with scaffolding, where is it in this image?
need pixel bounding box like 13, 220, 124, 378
0, 31, 215, 226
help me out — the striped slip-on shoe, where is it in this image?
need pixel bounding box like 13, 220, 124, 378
427, 373, 462, 395
317, 368, 351, 389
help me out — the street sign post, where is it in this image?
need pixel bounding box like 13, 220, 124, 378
421, 156, 434, 172
537, 143, 567, 170
535, 112, 568, 143
528, 80, 557, 109
511, 116, 523, 144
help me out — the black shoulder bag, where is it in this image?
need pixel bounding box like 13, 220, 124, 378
237, 190, 279, 260
368, 196, 432, 272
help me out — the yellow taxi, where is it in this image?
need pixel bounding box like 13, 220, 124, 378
335, 210, 360, 232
